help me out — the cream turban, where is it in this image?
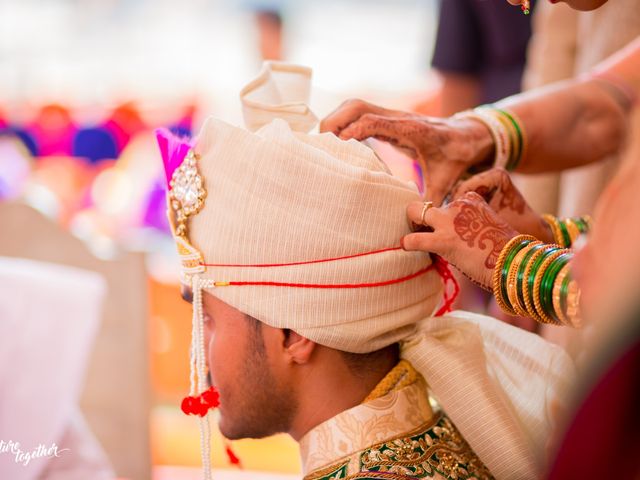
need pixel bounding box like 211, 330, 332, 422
159, 62, 575, 480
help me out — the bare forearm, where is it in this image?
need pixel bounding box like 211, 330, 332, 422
495, 78, 628, 173
486, 37, 640, 173
319, 40, 638, 204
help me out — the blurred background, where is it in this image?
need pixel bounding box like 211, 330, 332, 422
0, 1, 442, 479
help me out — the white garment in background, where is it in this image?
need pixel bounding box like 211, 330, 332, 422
0, 257, 113, 480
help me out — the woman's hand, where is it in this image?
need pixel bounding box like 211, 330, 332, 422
402, 192, 518, 290
320, 99, 494, 205
451, 168, 554, 243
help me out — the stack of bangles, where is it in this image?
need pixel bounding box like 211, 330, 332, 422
542, 214, 592, 248
493, 235, 582, 327
454, 105, 526, 171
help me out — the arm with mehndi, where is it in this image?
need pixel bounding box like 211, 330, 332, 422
321, 37, 639, 203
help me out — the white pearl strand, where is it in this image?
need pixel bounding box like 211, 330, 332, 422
192, 276, 212, 480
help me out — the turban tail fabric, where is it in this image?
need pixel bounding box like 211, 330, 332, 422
160, 62, 575, 480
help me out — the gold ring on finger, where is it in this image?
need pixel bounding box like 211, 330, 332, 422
420, 201, 433, 225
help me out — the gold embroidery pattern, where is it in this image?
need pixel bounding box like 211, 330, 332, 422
305, 413, 494, 480
361, 413, 493, 480
305, 459, 350, 480
175, 236, 205, 275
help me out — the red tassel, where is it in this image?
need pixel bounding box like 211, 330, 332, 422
201, 387, 220, 408
180, 386, 221, 416
432, 255, 460, 316
180, 396, 197, 415
225, 445, 242, 468
194, 399, 209, 417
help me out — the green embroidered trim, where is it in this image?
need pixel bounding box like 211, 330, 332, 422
305, 413, 494, 480
359, 413, 494, 480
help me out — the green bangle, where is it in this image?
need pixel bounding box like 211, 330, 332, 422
544, 254, 571, 317
540, 253, 571, 322
527, 246, 561, 311
516, 243, 545, 313
501, 239, 533, 312
558, 220, 572, 248
495, 111, 520, 172
560, 272, 571, 319
574, 217, 589, 234
496, 108, 524, 170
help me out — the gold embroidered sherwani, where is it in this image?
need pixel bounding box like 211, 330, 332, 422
300, 361, 494, 480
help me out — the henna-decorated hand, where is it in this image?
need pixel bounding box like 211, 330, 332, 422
402, 192, 518, 290
319, 99, 494, 206
451, 168, 554, 243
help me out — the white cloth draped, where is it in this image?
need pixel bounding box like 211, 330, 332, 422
0, 257, 112, 480
402, 311, 574, 478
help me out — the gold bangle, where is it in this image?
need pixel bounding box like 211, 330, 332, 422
552, 262, 571, 326
563, 218, 581, 245
492, 235, 537, 315
504, 108, 528, 164
542, 214, 564, 246
507, 241, 542, 317
532, 250, 567, 324
522, 244, 557, 320
492, 110, 520, 170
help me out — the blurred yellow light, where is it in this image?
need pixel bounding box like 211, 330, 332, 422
91, 168, 133, 216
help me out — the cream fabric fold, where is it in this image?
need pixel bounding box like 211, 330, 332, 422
401, 311, 575, 479
240, 61, 318, 133
180, 62, 575, 479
